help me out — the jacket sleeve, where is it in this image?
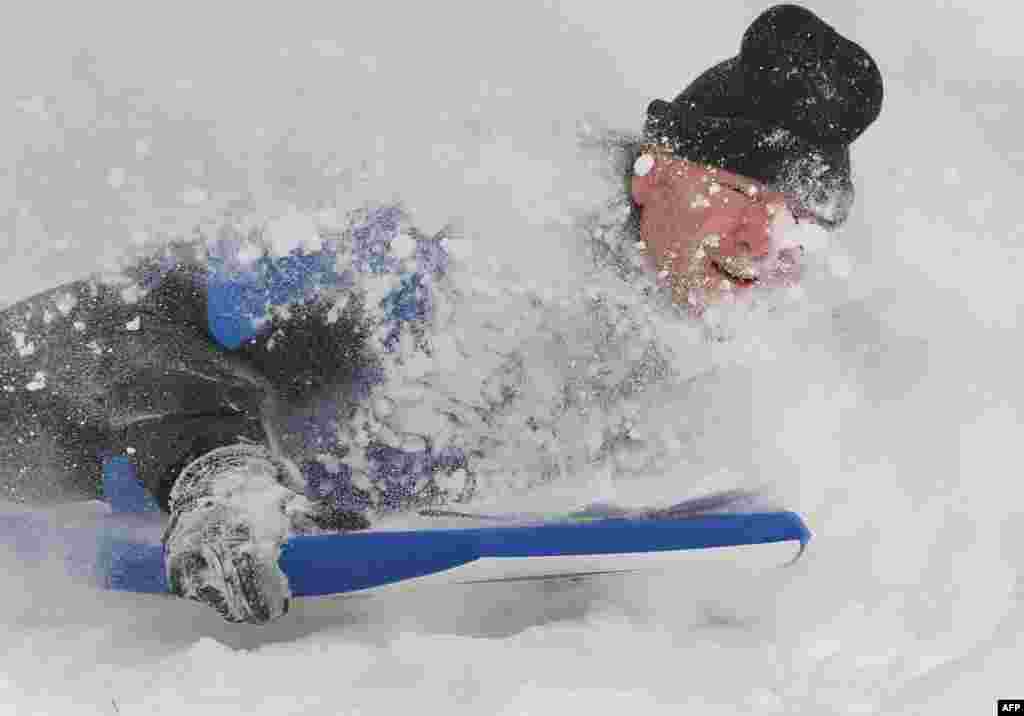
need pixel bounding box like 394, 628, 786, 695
0, 253, 269, 510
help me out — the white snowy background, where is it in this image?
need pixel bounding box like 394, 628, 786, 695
1, 0, 1021, 713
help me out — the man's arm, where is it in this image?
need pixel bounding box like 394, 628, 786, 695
0, 255, 269, 509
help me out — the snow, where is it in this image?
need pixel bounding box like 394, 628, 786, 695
264, 208, 321, 257
633, 154, 655, 177
107, 168, 126, 191
1, 0, 1022, 714
11, 331, 35, 358
179, 186, 208, 206
24, 371, 47, 392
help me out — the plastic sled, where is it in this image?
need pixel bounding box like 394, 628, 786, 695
0, 457, 810, 599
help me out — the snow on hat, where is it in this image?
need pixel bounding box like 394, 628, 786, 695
643, 4, 883, 226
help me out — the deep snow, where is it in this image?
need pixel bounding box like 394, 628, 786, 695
1, 1, 1022, 714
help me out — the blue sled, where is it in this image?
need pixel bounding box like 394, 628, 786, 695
0, 458, 811, 598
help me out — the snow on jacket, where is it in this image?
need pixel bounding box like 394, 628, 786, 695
0, 187, 702, 520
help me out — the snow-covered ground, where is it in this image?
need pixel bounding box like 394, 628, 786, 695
2, 1, 1022, 713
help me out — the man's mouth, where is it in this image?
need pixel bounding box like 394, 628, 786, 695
710, 245, 804, 288
711, 255, 760, 284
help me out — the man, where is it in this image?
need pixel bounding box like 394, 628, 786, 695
0, 5, 881, 623
630, 3, 882, 310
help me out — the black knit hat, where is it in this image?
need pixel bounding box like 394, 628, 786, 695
643, 4, 883, 226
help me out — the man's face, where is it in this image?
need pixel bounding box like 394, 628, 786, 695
630, 149, 802, 311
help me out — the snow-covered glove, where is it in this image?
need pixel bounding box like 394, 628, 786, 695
163, 443, 368, 624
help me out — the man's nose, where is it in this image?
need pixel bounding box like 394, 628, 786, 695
718, 204, 776, 258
